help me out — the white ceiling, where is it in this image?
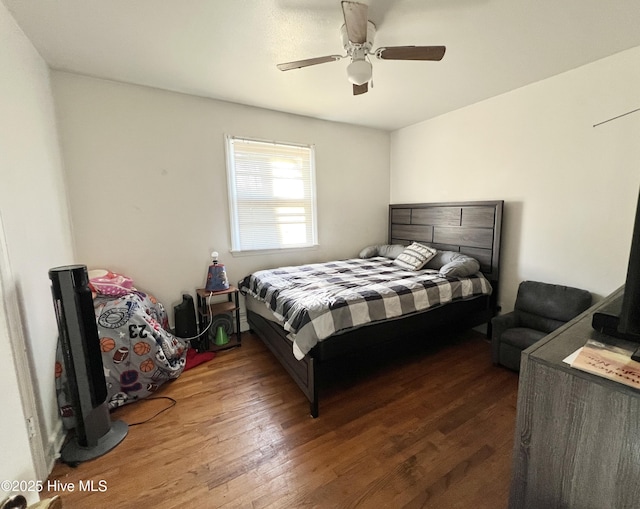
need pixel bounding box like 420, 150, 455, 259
5, 0, 640, 131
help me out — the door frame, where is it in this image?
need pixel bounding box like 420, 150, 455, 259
0, 211, 48, 480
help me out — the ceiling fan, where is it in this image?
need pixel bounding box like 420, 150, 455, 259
276, 1, 446, 96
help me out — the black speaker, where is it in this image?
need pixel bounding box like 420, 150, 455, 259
49, 264, 127, 465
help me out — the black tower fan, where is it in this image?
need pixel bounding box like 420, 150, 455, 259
49, 265, 128, 464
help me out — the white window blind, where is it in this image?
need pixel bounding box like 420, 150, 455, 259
226, 136, 317, 252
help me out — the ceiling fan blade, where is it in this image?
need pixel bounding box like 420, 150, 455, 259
353, 83, 368, 95
342, 1, 368, 44
277, 55, 343, 71
375, 46, 446, 61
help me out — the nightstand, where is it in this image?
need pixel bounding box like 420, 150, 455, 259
196, 286, 241, 351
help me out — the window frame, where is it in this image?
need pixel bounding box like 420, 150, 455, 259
225, 134, 318, 255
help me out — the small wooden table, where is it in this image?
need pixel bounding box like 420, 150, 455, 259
196, 286, 241, 351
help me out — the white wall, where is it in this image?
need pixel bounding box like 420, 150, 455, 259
0, 1, 75, 498
390, 46, 640, 313
51, 72, 390, 323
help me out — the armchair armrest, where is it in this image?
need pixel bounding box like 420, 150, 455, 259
491, 311, 521, 364
491, 311, 520, 340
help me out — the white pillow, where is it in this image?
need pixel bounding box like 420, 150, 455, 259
393, 242, 437, 270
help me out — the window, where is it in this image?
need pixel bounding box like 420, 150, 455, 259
225, 135, 317, 253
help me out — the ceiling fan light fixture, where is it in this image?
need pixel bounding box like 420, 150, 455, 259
275, 2, 445, 96
346, 59, 372, 85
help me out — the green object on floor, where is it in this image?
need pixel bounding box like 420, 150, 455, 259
214, 326, 229, 346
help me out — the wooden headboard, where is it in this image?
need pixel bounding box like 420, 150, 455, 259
388, 200, 504, 283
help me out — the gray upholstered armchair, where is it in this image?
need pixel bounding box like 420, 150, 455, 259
491, 281, 592, 371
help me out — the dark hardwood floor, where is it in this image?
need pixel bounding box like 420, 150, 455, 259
43, 330, 519, 508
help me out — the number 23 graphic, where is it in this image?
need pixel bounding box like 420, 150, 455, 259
128, 324, 148, 339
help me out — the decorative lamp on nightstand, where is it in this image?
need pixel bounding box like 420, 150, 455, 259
205, 251, 229, 292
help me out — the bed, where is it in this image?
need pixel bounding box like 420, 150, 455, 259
241, 200, 503, 417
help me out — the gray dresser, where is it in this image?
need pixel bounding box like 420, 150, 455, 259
509, 286, 640, 509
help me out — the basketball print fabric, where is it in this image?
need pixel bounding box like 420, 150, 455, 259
55, 288, 188, 430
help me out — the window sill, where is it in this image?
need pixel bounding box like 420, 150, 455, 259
229, 245, 319, 258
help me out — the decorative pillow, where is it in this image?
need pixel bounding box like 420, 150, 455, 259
359, 244, 406, 260
393, 242, 437, 270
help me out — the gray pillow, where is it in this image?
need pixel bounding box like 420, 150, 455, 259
358, 245, 380, 258
425, 250, 480, 277
425, 250, 459, 269
359, 244, 405, 260
378, 244, 406, 259
440, 258, 480, 277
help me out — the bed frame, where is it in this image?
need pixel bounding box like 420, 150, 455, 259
247, 200, 504, 417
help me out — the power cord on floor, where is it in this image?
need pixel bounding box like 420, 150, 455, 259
125, 396, 177, 426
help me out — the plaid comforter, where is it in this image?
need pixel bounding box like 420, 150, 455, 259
240, 257, 492, 360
